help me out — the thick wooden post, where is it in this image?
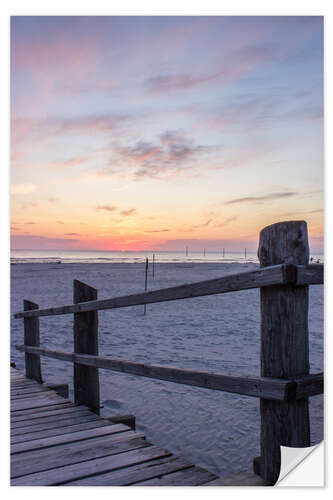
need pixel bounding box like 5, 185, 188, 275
256, 221, 310, 484
73, 280, 100, 414
23, 300, 42, 382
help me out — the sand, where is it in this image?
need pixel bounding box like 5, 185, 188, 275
10, 262, 324, 477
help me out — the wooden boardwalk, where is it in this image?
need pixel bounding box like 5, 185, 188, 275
10, 367, 219, 486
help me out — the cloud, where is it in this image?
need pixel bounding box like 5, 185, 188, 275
144, 43, 279, 95
57, 220, 64, 224
24, 221, 36, 225
225, 192, 298, 205
48, 197, 58, 203
11, 183, 36, 195
145, 229, 169, 233
214, 216, 238, 227
11, 114, 129, 148
192, 218, 213, 229
64, 233, 80, 236
96, 205, 117, 212
99, 130, 215, 181
11, 234, 79, 250
120, 208, 136, 216
48, 156, 89, 169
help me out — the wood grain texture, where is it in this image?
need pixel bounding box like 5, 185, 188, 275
15, 344, 301, 401
296, 264, 323, 285
14, 264, 289, 318
134, 465, 216, 486
11, 413, 100, 432
12, 445, 172, 485
11, 432, 145, 478
65, 456, 193, 486
204, 471, 270, 486
73, 280, 100, 414
11, 423, 128, 454
257, 221, 311, 484
10, 368, 218, 486
23, 300, 42, 382
11, 404, 83, 421
11, 419, 111, 444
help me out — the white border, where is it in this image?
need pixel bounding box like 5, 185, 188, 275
1, 2, 330, 499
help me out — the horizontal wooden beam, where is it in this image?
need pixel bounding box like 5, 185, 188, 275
14, 264, 322, 319
293, 373, 324, 399
15, 345, 323, 401
296, 264, 324, 285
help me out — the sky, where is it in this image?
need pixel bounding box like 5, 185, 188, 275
10, 16, 324, 252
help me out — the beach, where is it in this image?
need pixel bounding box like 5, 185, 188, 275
10, 261, 324, 478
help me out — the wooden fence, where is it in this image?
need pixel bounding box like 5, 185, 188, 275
13, 220, 324, 484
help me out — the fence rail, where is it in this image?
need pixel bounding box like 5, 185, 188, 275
13, 220, 324, 485
14, 263, 323, 319
15, 344, 323, 401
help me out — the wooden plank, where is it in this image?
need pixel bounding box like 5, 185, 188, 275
134, 465, 217, 486
11, 412, 101, 431
11, 386, 50, 396
11, 419, 110, 444
10, 403, 84, 422
294, 373, 324, 399
14, 264, 289, 318
15, 345, 297, 401
106, 414, 136, 430
11, 374, 27, 381
65, 456, 193, 486
11, 397, 68, 412
44, 383, 69, 398
203, 471, 270, 486
11, 432, 145, 478
257, 220, 311, 484
23, 300, 42, 382
11, 389, 58, 400
11, 423, 129, 454
11, 381, 43, 388
296, 264, 323, 285
11, 404, 84, 421
73, 280, 100, 413
11, 445, 171, 485
11, 395, 70, 412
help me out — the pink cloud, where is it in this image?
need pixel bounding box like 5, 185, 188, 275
120, 208, 136, 216
11, 234, 80, 250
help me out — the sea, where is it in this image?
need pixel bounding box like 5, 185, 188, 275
10, 249, 324, 264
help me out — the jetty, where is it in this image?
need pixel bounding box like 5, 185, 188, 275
11, 221, 324, 485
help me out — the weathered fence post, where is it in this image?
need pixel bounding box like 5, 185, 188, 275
255, 221, 310, 484
73, 280, 100, 414
23, 300, 42, 382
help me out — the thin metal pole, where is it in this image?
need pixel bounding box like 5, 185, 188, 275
144, 258, 148, 315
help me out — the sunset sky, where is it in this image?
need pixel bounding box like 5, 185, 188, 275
10, 16, 324, 252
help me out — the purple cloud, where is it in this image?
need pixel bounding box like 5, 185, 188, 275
225, 192, 298, 205
11, 234, 79, 250
99, 130, 215, 181
120, 208, 136, 216
96, 205, 117, 212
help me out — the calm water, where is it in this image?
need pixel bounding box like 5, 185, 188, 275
11, 249, 324, 264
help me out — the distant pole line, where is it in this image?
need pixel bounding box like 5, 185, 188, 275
204, 248, 206, 257
245, 248, 247, 261
223, 248, 225, 258
152, 253, 155, 279
144, 257, 148, 315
